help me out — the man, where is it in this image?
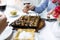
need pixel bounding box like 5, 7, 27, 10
23, 0, 57, 14
0, 14, 7, 34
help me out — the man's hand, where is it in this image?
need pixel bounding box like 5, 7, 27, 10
22, 4, 35, 13
0, 14, 7, 34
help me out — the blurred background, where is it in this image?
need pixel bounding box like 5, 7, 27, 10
5, 0, 41, 9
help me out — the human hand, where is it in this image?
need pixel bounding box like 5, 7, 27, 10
22, 4, 35, 13
47, 9, 55, 18
47, 14, 50, 19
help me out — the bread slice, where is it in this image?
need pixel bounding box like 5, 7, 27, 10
13, 29, 35, 40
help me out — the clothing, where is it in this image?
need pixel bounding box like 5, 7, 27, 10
53, 5, 60, 18
34, 0, 56, 13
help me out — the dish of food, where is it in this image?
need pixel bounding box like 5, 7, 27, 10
10, 16, 40, 28
10, 15, 45, 31
10, 10, 17, 16
4, 6, 20, 17
13, 29, 35, 40
10, 10, 18, 17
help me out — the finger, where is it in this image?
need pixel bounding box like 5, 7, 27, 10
23, 9, 29, 13
29, 5, 35, 10
24, 4, 31, 9
23, 7, 29, 13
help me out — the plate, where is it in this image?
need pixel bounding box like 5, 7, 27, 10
13, 29, 35, 40
0, 26, 13, 39
4, 6, 20, 17
52, 22, 60, 37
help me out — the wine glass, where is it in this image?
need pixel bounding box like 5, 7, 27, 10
0, 0, 6, 12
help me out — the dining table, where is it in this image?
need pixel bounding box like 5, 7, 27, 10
0, 5, 60, 40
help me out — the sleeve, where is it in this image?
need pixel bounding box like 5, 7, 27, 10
34, 0, 49, 13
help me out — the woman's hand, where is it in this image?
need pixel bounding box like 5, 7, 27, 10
47, 14, 50, 18
47, 9, 54, 18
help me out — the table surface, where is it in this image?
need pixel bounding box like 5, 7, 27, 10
1, 6, 60, 40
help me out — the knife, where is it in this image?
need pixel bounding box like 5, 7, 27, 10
41, 18, 57, 22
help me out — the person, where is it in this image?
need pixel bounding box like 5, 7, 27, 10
23, 0, 57, 16
0, 13, 7, 34
47, 0, 60, 18
47, 0, 60, 25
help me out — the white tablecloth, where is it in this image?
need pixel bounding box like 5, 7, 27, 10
1, 6, 60, 40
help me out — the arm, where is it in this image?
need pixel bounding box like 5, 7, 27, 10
47, 9, 54, 15
34, 0, 49, 13
0, 14, 7, 34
